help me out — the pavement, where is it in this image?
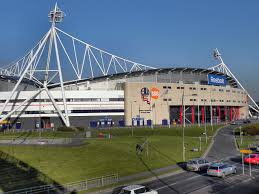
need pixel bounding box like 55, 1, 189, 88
100, 124, 259, 194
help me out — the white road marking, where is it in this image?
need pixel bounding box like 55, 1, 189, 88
156, 173, 207, 191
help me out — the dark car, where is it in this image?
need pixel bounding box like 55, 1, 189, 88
243, 119, 251, 124
186, 158, 210, 171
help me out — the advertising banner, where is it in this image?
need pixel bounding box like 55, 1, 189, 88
208, 74, 227, 86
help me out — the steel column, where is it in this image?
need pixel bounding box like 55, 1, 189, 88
192, 106, 195, 124
202, 106, 205, 124
232, 107, 233, 122
180, 106, 183, 125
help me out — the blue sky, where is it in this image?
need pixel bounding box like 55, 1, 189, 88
0, 0, 258, 100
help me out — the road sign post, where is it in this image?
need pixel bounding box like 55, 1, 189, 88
249, 153, 252, 176
199, 136, 202, 151
239, 126, 243, 145
240, 149, 252, 176
242, 152, 244, 175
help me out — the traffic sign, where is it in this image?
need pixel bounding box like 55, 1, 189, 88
240, 149, 252, 154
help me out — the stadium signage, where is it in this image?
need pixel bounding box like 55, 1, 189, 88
141, 87, 150, 104
151, 87, 160, 99
141, 87, 160, 104
208, 74, 226, 86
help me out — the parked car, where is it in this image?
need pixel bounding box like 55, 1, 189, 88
186, 158, 210, 171
244, 154, 259, 165
207, 163, 237, 178
119, 185, 158, 194
230, 120, 243, 125
243, 119, 251, 124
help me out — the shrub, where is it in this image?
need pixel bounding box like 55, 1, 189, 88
57, 126, 85, 132
76, 126, 85, 132
243, 124, 259, 136
57, 126, 75, 132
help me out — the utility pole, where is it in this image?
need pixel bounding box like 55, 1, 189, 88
204, 101, 208, 144
182, 91, 185, 162
239, 126, 243, 145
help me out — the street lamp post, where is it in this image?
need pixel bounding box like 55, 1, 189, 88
130, 100, 137, 136
239, 126, 243, 145
197, 85, 200, 127
210, 90, 214, 132
204, 101, 208, 144
182, 91, 185, 162
181, 92, 197, 161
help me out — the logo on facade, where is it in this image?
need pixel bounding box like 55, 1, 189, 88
151, 87, 160, 99
141, 87, 150, 104
208, 74, 227, 86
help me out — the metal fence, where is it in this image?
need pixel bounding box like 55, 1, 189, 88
4, 174, 119, 194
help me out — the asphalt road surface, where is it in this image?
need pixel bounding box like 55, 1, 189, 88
107, 124, 259, 194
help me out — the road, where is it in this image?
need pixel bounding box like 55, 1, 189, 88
107, 124, 259, 194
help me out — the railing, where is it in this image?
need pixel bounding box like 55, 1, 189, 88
4, 174, 119, 194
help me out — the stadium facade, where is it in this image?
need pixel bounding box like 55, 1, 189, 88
0, 68, 249, 129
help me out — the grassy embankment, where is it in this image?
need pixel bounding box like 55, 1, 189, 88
0, 125, 222, 184
235, 123, 259, 149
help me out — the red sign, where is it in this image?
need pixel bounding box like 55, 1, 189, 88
151, 88, 159, 99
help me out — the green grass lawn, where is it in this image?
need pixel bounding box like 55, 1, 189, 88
0, 131, 77, 140
0, 125, 222, 185
235, 136, 259, 149
235, 123, 259, 149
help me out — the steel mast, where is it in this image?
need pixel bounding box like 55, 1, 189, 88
210, 48, 259, 117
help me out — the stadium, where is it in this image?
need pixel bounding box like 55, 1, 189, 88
0, 67, 249, 130
0, 5, 257, 130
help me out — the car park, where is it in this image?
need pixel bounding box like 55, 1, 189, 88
119, 185, 158, 194
207, 163, 237, 178
244, 154, 259, 165
186, 158, 210, 171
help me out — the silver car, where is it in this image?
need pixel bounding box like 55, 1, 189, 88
186, 158, 210, 171
119, 185, 158, 194
207, 163, 237, 178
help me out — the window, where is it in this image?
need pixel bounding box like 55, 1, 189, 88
109, 98, 124, 101
168, 99, 172, 101
163, 86, 167, 89
120, 190, 131, 194
71, 109, 124, 113
177, 87, 180, 89
181, 87, 184, 89
163, 99, 168, 101
168, 86, 172, 89
134, 188, 146, 194
226, 90, 230, 92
